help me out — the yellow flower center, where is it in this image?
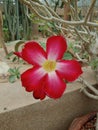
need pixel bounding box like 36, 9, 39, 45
42, 60, 56, 72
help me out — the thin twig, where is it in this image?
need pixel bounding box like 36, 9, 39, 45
19, 0, 98, 27
83, 88, 98, 100
74, 28, 89, 43
79, 77, 98, 95
84, 0, 96, 23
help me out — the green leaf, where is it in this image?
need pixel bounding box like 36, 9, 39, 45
63, 52, 73, 60
9, 75, 16, 83
90, 59, 98, 70
6, 51, 13, 59
8, 68, 15, 75
12, 56, 17, 62
40, 42, 46, 49
14, 41, 25, 52
17, 74, 20, 79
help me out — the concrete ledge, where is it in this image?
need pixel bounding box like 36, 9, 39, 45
0, 67, 98, 130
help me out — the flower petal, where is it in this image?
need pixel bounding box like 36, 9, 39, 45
46, 36, 67, 60
22, 41, 47, 65
45, 72, 66, 99
56, 60, 83, 82
21, 66, 47, 92
33, 87, 46, 100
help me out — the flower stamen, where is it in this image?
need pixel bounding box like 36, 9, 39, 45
43, 60, 56, 72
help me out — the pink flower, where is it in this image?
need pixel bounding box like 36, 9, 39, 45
14, 36, 82, 100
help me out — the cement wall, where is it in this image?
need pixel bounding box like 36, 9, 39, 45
0, 67, 98, 130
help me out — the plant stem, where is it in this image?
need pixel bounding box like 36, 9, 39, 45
0, 10, 8, 56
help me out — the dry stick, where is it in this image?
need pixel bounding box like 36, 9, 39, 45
44, 0, 50, 7
74, 0, 78, 20
45, 4, 61, 18
79, 77, 98, 95
58, 24, 65, 36
55, 24, 94, 36
29, 1, 52, 21
75, 53, 88, 63
30, 0, 52, 17
70, 0, 91, 35
74, 28, 89, 43
70, 0, 91, 43
56, 24, 78, 37
84, 0, 96, 23
83, 88, 98, 100
20, 0, 98, 54
19, 0, 98, 27
69, 1, 91, 35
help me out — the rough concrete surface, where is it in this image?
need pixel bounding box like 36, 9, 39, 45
0, 67, 98, 130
